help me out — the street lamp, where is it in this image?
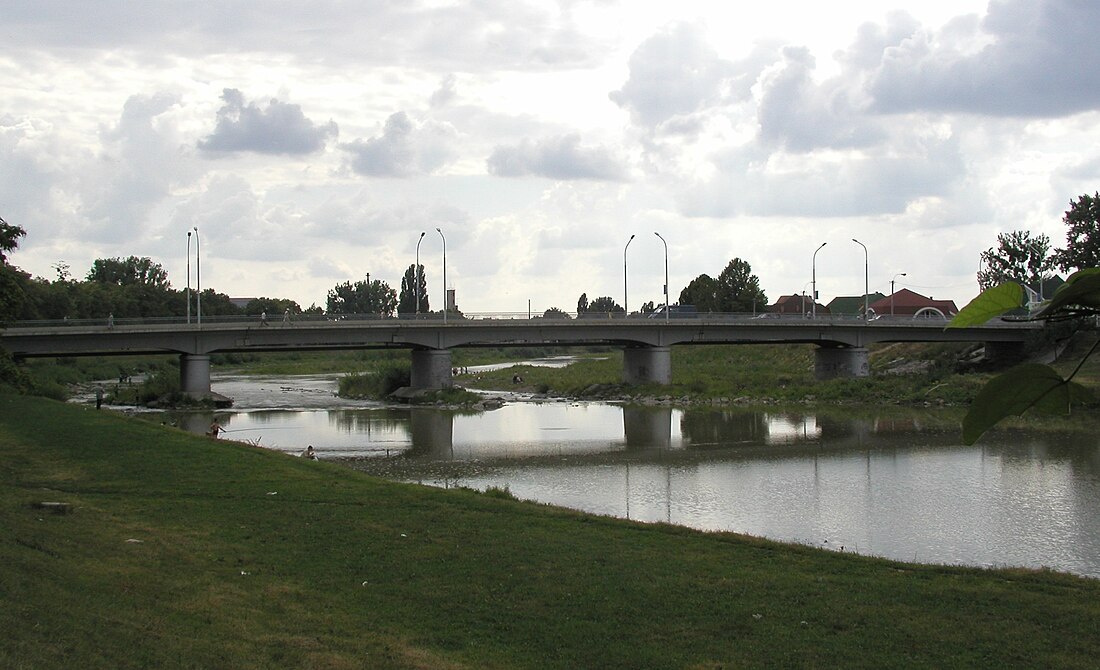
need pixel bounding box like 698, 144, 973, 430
415, 231, 425, 316
436, 228, 447, 324
194, 226, 201, 325
186, 230, 192, 325
623, 234, 635, 316
891, 272, 907, 316
655, 232, 669, 322
811, 242, 826, 319
852, 238, 868, 322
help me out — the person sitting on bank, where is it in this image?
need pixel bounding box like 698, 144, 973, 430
207, 421, 224, 439
301, 445, 317, 459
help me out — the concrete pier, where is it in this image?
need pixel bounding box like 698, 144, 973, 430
814, 346, 870, 380
179, 354, 211, 393
410, 348, 454, 390
622, 346, 672, 385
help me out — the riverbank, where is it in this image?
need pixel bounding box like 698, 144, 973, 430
3, 393, 1099, 668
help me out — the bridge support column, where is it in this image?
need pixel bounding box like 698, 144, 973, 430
622, 346, 671, 385
410, 348, 453, 390
179, 354, 212, 393
984, 340, 1026, 366
814, 346, 869, 380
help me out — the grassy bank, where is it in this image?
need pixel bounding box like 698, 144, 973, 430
463, 343, 990, 405
3, 394, 1099, 668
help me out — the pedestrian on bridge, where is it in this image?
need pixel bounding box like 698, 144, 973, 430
260, 311, 268, 327
282, 308, 290, 325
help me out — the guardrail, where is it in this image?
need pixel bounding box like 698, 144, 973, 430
1, 310, 1029, 330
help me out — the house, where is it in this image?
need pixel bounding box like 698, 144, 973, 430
867, 288, 958, 318
767, 294, 829, 316
827, 293, 886, 317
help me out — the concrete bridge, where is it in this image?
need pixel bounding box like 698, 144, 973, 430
1, 314, 1036, 394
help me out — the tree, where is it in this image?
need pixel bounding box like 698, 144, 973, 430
87, 256, 171, 289
587, 296, 623, 313
541, 307, 571, 319
679, 274, 718, 312
576, 293, 589, 314
397, 264, 429, 315
0, 216, 26, 265
978, 231, 1055, 292
326, 278, 398, 316
714, 258, 767, 313
244, 297, 301, 317
1054, 192, 1100, 273
640, 300, 656, 315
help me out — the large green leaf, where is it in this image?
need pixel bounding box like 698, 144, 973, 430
1034, 268, 1100, 317
947, 282, 1024, 329
961, 363, 1092, 444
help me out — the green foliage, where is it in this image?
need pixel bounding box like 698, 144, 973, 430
679, 274, 717, 311
338, 364, 411, 398
0, 215, 26, 264
949, 268, 1100, 444
978, 230, 1055, 291
86, 256, 170, 289
585, 296, 623, 313
1054, 192, 1100, 272
541, 307, 571, 319
326, 277, 398, 316
715, 257, 768, 313
946, 282, 1024, 328
397, 263, 429, 314
243, 296, 301, 316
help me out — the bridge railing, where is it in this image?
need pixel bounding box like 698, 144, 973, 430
4, 311, 1029, 329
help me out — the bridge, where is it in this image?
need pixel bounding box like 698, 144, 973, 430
1, 313, 1037, 395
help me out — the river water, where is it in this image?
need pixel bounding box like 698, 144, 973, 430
153, 371, 1100, 578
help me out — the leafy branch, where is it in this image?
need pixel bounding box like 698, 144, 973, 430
947, 268, 1100, 444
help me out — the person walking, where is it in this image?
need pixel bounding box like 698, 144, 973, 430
95, 385, 105, 409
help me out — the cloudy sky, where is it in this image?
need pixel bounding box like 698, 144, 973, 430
4, 0, 1099, 314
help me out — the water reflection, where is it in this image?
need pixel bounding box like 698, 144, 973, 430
155, 375, 1100, 577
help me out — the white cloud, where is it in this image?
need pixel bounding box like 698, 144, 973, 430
199, 89, 337, 156
341, 112, 458, 177
487, 134, 629, 181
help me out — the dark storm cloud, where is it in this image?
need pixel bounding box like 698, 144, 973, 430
869, 0, 1100, 117
340, 112, 457, 178
487, 134, 628, 181
198, 89, 337, 156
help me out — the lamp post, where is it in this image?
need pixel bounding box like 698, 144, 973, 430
852, 238, 868, 322
194, 227, 201, 325
186, 230, 192, 325
623, 234, 635, 316
654, 232, 668, 322
891, 272, 907, 316
811, 242, 826, 319
415, 231, 425, 316
436, 228, 447, 324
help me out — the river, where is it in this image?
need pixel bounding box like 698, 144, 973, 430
148, 371, 1100, 579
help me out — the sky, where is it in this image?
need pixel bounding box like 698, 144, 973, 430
3, 0, 1099, 315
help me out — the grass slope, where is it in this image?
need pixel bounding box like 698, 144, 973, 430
2, 394, 1099, 669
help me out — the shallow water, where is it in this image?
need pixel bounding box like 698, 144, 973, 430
151, 373, 1100, 578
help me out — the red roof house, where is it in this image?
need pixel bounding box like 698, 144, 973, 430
868, 288, 957, 318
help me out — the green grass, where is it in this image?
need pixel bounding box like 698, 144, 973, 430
2, 394, 1099, 668
461, 343, 992, 406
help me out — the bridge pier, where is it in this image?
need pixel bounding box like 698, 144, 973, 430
814, 346, 869, 380
179, 354, 212, 393
984, 340, 1026, 366
410, 348, 454, 390
622, 346, 671, 385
